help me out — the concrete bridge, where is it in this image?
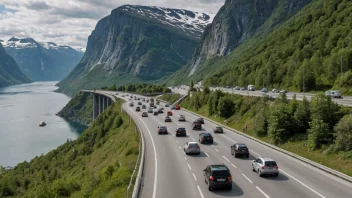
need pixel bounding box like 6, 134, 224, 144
81, 90, 116, 121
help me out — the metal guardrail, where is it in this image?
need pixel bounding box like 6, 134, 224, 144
131, 126, 145, 198
180, 107, 352, 183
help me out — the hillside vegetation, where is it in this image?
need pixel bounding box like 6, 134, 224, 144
170, 0, 352, 94
0, 100, 140, 197
57, 92, 93, 125
104, 84, 171, 95
180, 87, 352, 176
158, 93, 180, 104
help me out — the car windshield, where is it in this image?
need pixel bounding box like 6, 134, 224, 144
212, 170, 230, 176
265, 161, 277, 167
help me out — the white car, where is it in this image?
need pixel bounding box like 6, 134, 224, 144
178, 115, 186, 121
325, 90, 342, 98
184, 142, 200, 155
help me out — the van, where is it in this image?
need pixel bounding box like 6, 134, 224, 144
325, 90, 342, 98
248, 85, 255, 91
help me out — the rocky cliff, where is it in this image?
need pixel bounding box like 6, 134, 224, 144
2, 38, 83, 81
188, 0, 312, 76
0, 43, 32, 88
57, 5, 214, 96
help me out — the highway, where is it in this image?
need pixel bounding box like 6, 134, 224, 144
98, 91, 352, 198
171, 85, 352, 107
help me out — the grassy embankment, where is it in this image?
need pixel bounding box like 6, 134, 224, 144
0, 99, 140, 197
162, 91, 352, 176
57, 92, 93, 125
158, 93, 180, 104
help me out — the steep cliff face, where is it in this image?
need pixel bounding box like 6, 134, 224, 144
188, 0, 311, 76
57, 5, 214, 96
2, 38, 83, 81
0, 43, 32, 88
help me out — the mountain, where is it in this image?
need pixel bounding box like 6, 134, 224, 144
172, 0, 352, 94
168, 0, 312, 84
0, 43, 32, 88
1, 38, 84, 81
57, 5, 214, 96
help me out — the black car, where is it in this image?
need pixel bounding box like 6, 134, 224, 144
199, 133, 213, 144
158, 108, 164, 113
171, 106, 176, 110
192, 121, 202, 130
154, 111, 159, 115
214, 126, 223, 133
165, 116, 172, 122
138, 102, 142, 105
231, 143, 249, 158
196, 118, 204, 124
158, 126, 168, 134
148, 108, 153, 113
135, 107, 141, 112
204, 164, 232, 191
176, 127, 187, 137
165, 103, 170, 107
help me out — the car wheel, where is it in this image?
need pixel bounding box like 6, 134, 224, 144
231, 151, 233, 155
228, 185, 232, 191
259, 170, 263, 177
205, 178, 207, 184
234, 154, 237, 158
246, 155, 249, 158
208, 183, 212, 191
274, 173, 279, 177
252, 165, 255, 172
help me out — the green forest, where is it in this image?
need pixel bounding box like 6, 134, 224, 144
0, 100, 140, 197
104, 83, 171, 95
179, 87, 352, 176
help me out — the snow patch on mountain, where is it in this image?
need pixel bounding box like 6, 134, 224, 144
2, 37, 78, 52
120, 5, 215, 38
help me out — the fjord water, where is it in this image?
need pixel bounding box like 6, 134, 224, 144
0, 82, 87, 167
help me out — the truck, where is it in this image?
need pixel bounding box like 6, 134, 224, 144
248, 85, 255, 91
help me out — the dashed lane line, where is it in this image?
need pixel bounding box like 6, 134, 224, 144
204, 152, 210, 157
187, 163, 192, 170
215, 149, 219, 152
231, 163, 237, 168
223, 156, 230, 163
279, 169, 326, 198
185, 157, 187, 161
193, 173, 198, 181
242, 174, 253, 184
197, 185, 205, 198
221, 134, 237, 143
256, 186, 271, 198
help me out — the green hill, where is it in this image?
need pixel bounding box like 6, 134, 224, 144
0, 99, 140, 197
169, 0, 352, 93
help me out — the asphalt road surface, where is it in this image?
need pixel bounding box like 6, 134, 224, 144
99, 91, 352, 198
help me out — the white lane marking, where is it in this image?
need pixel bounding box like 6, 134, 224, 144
215, 149, 219, 152
231, 163, 237, 168
185, 157, 187, 161
179, 146, 181, 150
204, 152, 210, 157
211, 145, 215, 148
280, 169, 326, 198
190, 136, 195, 141
193, 173, 198, 181
197, 185, 205, 198
151, 116, 164, 125
126, 106, 157, 198
176, 141, 179, 144
187, 163, 192, 170
221, 134, 237, 143
223, 156, 230, 163
242, 174, 253, 184
256, 186, 270, 198
250, 149, 260, 156
172, 134, 175, 136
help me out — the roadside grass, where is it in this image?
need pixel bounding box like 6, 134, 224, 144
158, 93, 180, 104
181, 103, 352, 177
0, 99, 140, 197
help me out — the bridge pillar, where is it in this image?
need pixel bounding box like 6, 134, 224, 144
98, 96, 101, 114
103, 96, 105, 110
92, 94, 99, 121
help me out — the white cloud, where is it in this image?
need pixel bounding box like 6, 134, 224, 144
0, 0, 224, 49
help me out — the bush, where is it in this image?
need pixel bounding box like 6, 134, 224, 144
332, 116, 352, 151
308, 119, 330, 150
254, 109, 268, 137
217, 96, 235, 118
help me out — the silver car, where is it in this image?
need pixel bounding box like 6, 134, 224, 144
184, 142, 200, 155
252, 157, 279, 177
178, 115, 186, 121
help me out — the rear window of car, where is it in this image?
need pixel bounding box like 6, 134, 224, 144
238, 144, 247, 148
178, 128, 186, 131
212, 170, 230, 176
265, 161, 277, 167
216, 127, 222, 129
189, 143, 198, 147
203, 133, 212, 137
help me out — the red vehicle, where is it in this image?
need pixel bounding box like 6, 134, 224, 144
175, 105, 181, 110
167, 111, 173, 116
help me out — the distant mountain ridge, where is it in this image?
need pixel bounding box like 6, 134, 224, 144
0, 43, 32, 88
2, 37, 84, 81
57, 5, 214, 96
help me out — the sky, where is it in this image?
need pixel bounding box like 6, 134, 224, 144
0, 0, 225, 50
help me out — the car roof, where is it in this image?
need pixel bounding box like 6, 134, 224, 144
209, 164, 229, 171
188, 141, 198, 144
201, 133, 212, 136
159, 126, 166, 128
259, 157, 275, 161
